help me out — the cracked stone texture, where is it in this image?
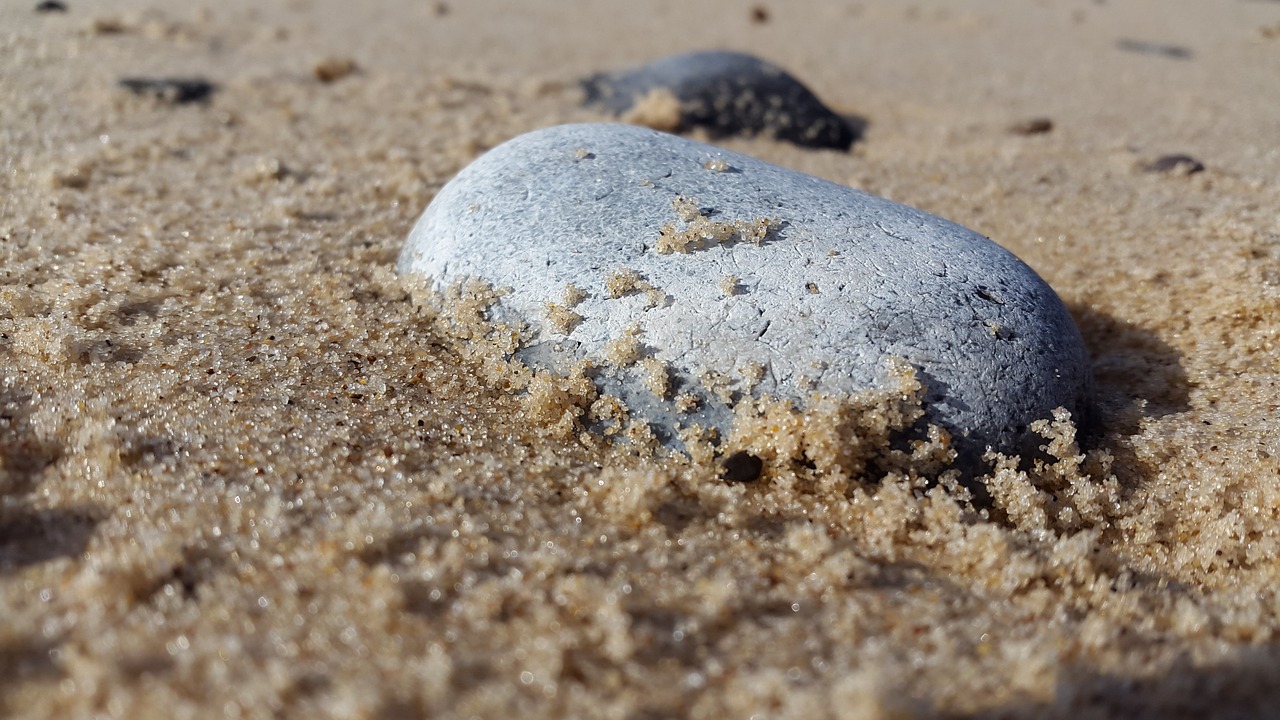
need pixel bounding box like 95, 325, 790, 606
581, 51, 856, 150
399, 123, 1092, 467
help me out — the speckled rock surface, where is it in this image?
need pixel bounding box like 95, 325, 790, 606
582, 51, 857, 150
399, 123, 1091, 467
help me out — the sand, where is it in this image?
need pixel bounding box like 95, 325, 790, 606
3, 0, 1280, 717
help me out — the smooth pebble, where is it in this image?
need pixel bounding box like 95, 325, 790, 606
1144, 153, 1205, 175
118, 77, 217, 105
399, 123, 1093, 470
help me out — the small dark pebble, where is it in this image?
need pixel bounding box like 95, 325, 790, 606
1009, 117, 1053, 136
582, 51, 858, 150
1144, 153, 1205, 174
721, 451, 764, 483
35, 0, 67, 12
119, 77, 216, 105
750, 5, 770, 23
1116, 39, 1193, 59
313, 56, 358, 83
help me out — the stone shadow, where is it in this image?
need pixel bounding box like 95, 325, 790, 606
0, 387, 102, 575
0, 388, 63, 497
1066, 301, 1192, 429
0, 505, 101, 575
1057, 300, 1192, 513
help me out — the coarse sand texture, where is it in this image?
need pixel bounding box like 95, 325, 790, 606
2, 0, 1280, 718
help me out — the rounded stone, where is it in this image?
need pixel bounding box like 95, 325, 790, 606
398, 123, 1092, 469
581, 51, 856, 150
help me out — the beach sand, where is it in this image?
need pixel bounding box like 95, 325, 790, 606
3, 0, 1280, 717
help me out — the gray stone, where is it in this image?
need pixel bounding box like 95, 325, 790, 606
118, 77, 217, 105
1144, 153, 1205, 175
398, 123, 1092, 470
582, 51, 857, 150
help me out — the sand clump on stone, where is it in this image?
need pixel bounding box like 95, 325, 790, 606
542, 301, 583, 335
655, 196, 780, 254
603, 268, 664, 308
602, 325, 645, 368
639, 356, 672, 400
4, 1, 1280, 718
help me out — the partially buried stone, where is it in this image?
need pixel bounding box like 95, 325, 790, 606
1116, 39, 1193, 60
1143, 153, 1205, 175
1008, 117, 1053, 136
582, 51, 856, 151
398, 124, 1092, 471
119, 77, 216, 105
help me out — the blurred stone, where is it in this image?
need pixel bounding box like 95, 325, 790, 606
582, 51, 857, 150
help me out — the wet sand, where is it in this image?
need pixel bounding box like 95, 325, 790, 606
3, 0, 1280, 717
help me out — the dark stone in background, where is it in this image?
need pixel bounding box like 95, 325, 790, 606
119, 77, 217, 105
582, 51, 859, 150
